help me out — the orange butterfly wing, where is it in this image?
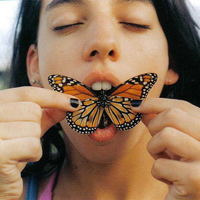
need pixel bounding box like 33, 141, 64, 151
48, 75, 103, 134
48, 75, 94, 101
110, 73, 157, 99
48, 73, 157, 134
105, 73, 157, 130
105, 96, 142, 130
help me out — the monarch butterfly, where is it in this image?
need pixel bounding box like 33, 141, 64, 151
48, 73, 157, 134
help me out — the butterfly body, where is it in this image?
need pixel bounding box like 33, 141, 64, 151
96, 90, 109, 108
48, 73, 157, 135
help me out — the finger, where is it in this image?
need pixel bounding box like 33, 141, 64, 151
0, 103, 65, 139
152, 158, 200, 198
0, 137, 42, 163
0, 87, 80, 112
0, 102, 42, 122
151, 158, 188, 184
131, 98, 200, 118
41, 108, 66, 134
142, 113, 157, 127
0, 122, 41, 140
147, 128, 200, 161
147, 108, 200, 140
17, 162, 27, 173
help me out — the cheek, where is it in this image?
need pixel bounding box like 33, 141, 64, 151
143, 30, 169, 92
37, 22, 85, 85
120, 32, 168, 96
136, 32, 169, 97
37, 38, 84, 88
120, 28, 169, 72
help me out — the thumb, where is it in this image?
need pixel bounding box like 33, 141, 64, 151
142, 113, 157, 127
130, 99, 157, 127
41, 108, 66, 136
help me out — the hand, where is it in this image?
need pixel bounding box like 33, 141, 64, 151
132, 98, 200, 200
0, 87, 80, 200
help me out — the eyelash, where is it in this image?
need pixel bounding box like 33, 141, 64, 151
121, 22, 151, 30
54, 22, 83, 31
53, 22, 150, 32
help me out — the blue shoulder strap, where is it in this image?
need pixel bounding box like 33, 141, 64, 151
25, 174, 38, 200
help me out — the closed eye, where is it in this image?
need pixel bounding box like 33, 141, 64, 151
121, 22, 151, 30
54, 22, 84, 31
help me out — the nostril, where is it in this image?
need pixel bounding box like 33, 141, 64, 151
89, 49, 116, 59
109, 50, 114, 56
90, 50, 98, 57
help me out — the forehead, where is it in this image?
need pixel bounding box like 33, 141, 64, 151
45, 0, 153, 11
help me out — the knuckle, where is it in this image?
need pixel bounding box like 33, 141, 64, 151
0, 142, 9, 163
162, 108, 184, 128
146, 120, 154, 133
30, 138, 41, 152
187, 165, 200, 188
159, 127, 177, 141
30, 122, 41, 138
151, 159, 165, 180
146, 141, 152, 153
27, 138, 42, 161
152, 158, 164, 174
179, 100, 191, 110
2, 180, 23, 199
51, 92, 61, 107
24, 102, 42, 120
18, 87, 33, 100
164, 107, 181, 121
26, 102, 40, 113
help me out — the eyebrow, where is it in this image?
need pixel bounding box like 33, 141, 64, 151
46, 0, 152, 12
46, 0, 84, 11
116, 0, 152, 3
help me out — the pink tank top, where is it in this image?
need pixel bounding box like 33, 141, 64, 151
38, 172, 57, 200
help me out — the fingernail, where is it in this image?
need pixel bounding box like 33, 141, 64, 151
130, 100, 142, 107
70, 98, 79, 108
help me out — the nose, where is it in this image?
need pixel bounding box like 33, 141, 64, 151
82, 19, 120, 62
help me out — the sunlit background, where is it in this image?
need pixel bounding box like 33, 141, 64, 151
0, 0, 200, 88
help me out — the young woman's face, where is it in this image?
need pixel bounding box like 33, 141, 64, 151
32, 0, 170, 163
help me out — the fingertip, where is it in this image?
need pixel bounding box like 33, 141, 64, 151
70, 98, 81, 110
130, 100, 143, 107
130, 100, 143, 112
130, 98, 157, 113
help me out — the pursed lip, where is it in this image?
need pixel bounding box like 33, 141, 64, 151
83, 71, 122, 88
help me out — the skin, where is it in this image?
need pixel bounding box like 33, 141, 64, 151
34, 0, 170, 165
0, 0, 200, 199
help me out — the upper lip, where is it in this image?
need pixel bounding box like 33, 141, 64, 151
83, 71, 121, 88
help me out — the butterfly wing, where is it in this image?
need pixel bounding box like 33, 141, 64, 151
48, 75, 103, 134
66, 98, 104, 134
105, 73, 157, 130
48, 75, 95, 101
105, 96, 142, 130
48, 73, 157, 133
109, 73, 157, 99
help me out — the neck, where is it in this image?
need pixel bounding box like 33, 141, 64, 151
53, 130, 168, 200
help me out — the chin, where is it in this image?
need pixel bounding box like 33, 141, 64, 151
74, 124, 146, 164
61, 119, 146, 164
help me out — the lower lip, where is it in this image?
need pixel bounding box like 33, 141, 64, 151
88, 124, 117, 142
